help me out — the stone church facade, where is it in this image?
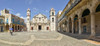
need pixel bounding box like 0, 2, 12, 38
26, 8, 56, 31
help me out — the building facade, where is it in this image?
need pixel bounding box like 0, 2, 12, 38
26, 8, 56, 31
56, 11, 62, 31
0, 9, 25, 32
57, 0, 100, 37
0, 16, 5, 32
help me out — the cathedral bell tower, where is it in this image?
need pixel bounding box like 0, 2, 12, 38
50, 8, 56, 31
26, 8, 31, 31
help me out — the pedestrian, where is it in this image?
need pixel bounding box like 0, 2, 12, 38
9, 28, 13, 35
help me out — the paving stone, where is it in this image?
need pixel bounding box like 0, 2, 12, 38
0, 31, 99, 46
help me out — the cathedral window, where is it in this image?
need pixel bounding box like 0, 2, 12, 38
52, 18, 54, 22
52, 12, 54, 15
39, 18, 41, 21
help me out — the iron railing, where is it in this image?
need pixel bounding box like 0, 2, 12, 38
58, 0, 81, 23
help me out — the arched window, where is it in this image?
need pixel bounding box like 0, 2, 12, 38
12, 18, 14, 23
0, 19, 3, 24
52, 12, 54, 15
82, 9, 90, 23
52, 18, 54, 22
96, 4, 100, 12
82, 9, 90, 17
74, 15, 78, 21
6, 19, 8, 24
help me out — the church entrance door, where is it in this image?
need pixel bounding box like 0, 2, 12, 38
38, 25, 41, 30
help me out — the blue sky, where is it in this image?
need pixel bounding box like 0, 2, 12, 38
0, 0, 69, 21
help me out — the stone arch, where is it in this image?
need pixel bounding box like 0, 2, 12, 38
82, 9, 90, 17
69, 17, 72, 33
74, 15, 79, 34
92, 1, 100, 12
94, 3, 100, 36
63, 19, 67, 32
81, 9, 91, 34
96, 4, 100, 12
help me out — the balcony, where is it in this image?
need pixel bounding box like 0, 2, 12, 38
58, 0, 81, 23
0, 19, 4, 24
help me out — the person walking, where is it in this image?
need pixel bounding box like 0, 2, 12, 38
9, 28, 13, 35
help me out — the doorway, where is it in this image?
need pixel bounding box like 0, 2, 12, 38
1, 26, 3, 32
47, 27, 49, 30
38, 25, 41, 30
83, 26, 87, 34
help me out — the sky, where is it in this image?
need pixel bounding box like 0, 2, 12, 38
0, 0, 69, 21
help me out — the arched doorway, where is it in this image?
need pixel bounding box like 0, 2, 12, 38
65, 20, 67, 32
18, 26, 20, 31
95, 4, 100, 36
12, 25, 14, 32
38, 25, 42, 30
6, 24, 9, 31
74, 15, 79, 34
69, 18, 72, 33
82, 9, 91, 34
31, 27, 33, 30
47, 27, 49, 30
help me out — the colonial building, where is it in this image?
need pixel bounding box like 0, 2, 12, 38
26, 8, 56, 31
56, 11, 62, 31
0, 9, 25, 32
0, 16, 5, 32
57, 0, 100, 37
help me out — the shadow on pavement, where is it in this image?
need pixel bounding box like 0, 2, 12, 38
58, 31, 100, 42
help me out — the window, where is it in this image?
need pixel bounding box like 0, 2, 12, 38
47, 27, 49, 30
0, 19, 3, 24
82, 18, 87, 23
12, 18, 14, 23
6, 19, 8, 24
39, 18, 41, 21
52, 18, 54, 22
52, 12, 54, 15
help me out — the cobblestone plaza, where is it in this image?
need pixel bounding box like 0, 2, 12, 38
0, 31, 99, 46
0, 0, 100, 46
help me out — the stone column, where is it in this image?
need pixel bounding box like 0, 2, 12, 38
72, 20, 74, 33
14, 25, 15, 32
67, 20, 69, 32
79, 18, 82, 34
17, 25, 19, 31
91, 14, 95, 36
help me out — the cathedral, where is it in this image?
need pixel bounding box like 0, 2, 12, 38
26, 8, 56, 31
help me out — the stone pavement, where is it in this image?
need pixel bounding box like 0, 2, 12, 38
0, 31, 99, 46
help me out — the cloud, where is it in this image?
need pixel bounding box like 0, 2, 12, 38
29, 0, 33, 4
25, 0, 33, 5
33, 8, 39, 12
16, 13, 21, 17
20, 16, 27, 22
15, 13, 27, 22
0, 12, 1, 14
45, 10, 49, 12
6, 8, 14, 13
21, 16, 24, 18
7, 8, 14, 11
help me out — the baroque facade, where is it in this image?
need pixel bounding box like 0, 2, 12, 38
26, 8, 56, 31
57, 0, 100, 37
0, 9, 25, 32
